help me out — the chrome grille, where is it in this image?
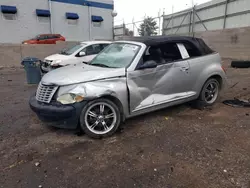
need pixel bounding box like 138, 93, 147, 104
36, 83, 58, 103
43, 60, 52, 68
43, 62, 49, 67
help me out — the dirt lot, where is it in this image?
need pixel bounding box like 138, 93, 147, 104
0, 59, 249, 188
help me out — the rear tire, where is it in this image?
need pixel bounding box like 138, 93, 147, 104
80, 98, 121, 139
194, 78, 220, 109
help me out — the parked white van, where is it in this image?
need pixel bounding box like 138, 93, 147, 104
41, 41, 111, 73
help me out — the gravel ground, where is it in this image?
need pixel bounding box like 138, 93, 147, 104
0, 59, 249, 188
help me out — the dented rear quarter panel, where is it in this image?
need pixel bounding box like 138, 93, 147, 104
188, 53, 227, 97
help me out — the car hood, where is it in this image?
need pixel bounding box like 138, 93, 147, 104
45, 54, 72, 63
41, 63, 126, 86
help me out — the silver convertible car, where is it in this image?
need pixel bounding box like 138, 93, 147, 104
30, 36, 227, 138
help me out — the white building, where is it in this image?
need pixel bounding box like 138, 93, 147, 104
0, 0, 114, 43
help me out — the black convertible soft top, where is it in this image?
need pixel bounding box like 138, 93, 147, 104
119, 35, 214, 55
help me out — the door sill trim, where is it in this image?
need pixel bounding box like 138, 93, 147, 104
132, 92, 196, 113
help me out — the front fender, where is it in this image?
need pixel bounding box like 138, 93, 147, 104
57, 77, 129, 117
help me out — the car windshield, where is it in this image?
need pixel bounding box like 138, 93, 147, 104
59, 44, 86, 55
89, 43, 140, 68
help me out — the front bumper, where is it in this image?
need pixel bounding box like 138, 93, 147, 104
29, 94, 87, 129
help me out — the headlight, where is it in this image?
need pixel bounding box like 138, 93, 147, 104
51, 60, 62, 67
57, 93, 84, 104
51, 63, 60, 67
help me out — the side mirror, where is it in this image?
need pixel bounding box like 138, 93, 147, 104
79, 51, 86, 57
138, 60, 157, 70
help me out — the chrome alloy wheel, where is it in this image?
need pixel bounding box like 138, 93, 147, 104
84, 102, 117, 135
204, 81, 219, 104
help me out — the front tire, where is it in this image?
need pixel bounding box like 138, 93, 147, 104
80, 98, 121, 139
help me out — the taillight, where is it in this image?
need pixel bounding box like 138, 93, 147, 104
221, 65, 226, 73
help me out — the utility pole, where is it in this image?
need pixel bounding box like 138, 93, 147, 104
132, 17, 135, 35
162, 8, 165, 35
158, 9, 161, 35
191, 0, 195, 37
123, 19, 125, 37
171, 5, 174, 34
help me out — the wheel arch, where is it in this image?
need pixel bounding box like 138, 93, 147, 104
203, 74, 223, 90
198, 74, 223, 98
100, 95, 125, 122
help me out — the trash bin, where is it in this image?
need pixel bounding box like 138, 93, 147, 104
22, 57, 41, 84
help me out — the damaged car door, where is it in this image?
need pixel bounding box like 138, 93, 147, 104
127, 42, 194, 115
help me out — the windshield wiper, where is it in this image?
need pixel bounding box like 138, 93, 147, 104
91, 63, 113, 68
59, 51, 67, 55
59, 49, 70, 55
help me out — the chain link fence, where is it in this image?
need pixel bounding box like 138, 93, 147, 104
114, 14, 163, 40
